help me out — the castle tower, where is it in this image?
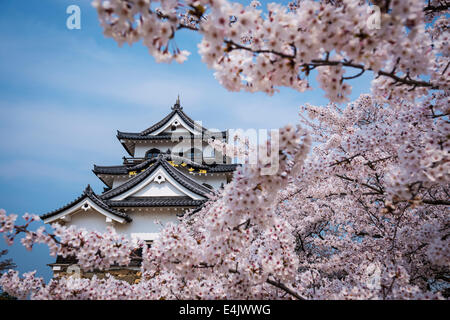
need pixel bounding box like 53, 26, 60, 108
40, 98, 238, 275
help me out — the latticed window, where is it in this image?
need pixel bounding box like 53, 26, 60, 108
146, 148, 160, 159
189, 148, 203, 162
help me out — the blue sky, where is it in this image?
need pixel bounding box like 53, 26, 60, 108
0, 0, 373, 281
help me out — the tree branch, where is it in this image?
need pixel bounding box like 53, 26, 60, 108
422, 199, 450, 206
266, 278, 306, 300
223, 40, 438, 90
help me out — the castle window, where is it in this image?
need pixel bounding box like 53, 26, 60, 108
146, 148, 161, 159
189, 148, 203, 162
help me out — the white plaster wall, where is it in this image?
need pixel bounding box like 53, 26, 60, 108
112, 176, 130, 188
115, 210, 181, 235
67, 208, 115, 231
133, 180, 185, 197
187, 174, 227, 189
161, 126, 191, 135
152, 114, 197, 135
111, 167, 205, 200
110, 168, 228, 192
66, 208, 181, 236
134, 141, 221, 159
134, 142, 177, 157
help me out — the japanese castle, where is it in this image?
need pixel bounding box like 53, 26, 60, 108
40, 98, 237, 274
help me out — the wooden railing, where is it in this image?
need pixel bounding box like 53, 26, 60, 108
123, 155, 230, 166
123, 157, 146, 165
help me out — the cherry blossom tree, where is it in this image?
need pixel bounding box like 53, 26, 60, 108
0, 0, 448, 299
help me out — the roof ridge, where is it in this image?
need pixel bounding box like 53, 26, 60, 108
138, 102, 210, 136
106, 198, 206, 208
116, 131, 227, 142
160, 159, 212, 195
140, 109, 177, 136
99, 157, 164, 200
87, 189, 132, 222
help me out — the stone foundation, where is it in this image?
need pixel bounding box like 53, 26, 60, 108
53, 267, 141, 284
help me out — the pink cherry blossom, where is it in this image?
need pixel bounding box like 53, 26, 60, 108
0, 0, 448, 300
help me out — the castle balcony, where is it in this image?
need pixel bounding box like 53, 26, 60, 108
123, 157, 146, 166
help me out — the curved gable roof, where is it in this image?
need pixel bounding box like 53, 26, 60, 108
105, 196, 206, 208
140, 103, 207, 136
116, 101, 226, 156
99, 156, 213, 201
93, 157, 159, 175
116, 101, 227, 141
40, 185, 132, 223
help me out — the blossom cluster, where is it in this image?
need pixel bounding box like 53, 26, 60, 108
0, 0, 448, 300
0, 210, 137, 272
92, 0, 446, 101
287, 93, 449, 299
1, 94, 448, 298
0, 124, 312, 299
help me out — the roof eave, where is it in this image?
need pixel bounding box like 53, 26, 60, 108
92, 169, 114, 188
41, 186, 132, 223
116, 132, 135, 157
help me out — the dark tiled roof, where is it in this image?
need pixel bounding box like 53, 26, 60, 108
117, 101, 226, 140
119, 139, 134, 157
116, 131, 227, 141
93, 154, 238, 176
106, 196, 206, 207
164, 154, 209, 169
205, 164, 239, 172
116, 101, 228, 156
118, 132, 176, 140
166, 154, 239, 172
55, 255, 78, 264
100, 156, 213, 200
140, 108, 178, 136
93, 158, 158, 175
141, 103, 208, 135
94, 165, 129, 175
40, 185, 132, 223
